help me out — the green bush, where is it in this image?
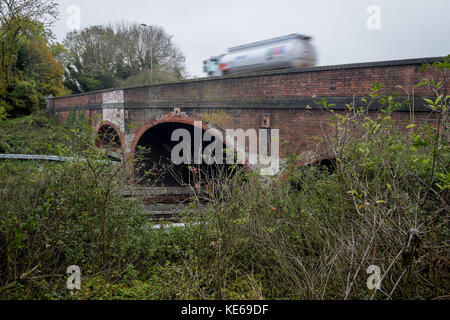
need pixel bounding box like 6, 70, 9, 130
0, 121, 150, 298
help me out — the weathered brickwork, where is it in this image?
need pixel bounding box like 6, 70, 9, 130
48, 57, 447, 161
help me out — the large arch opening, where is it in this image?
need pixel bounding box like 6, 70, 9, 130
134, 121, 237, 187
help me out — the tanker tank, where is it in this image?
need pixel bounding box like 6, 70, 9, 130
203, 33, 317, 77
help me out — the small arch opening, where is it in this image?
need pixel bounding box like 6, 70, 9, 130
315, 158, 336, 173
96, 124, 123, 161
97, 125, 122, 150
289, 158, 336, 191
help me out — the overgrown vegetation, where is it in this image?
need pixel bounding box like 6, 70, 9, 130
0, 59, 448, 299
0, 116, 151, 298
0, 111, 67, 154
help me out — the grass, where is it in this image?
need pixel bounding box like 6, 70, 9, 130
0, 111, 69, 155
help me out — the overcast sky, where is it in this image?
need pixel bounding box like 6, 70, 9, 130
52, 0, 450, 78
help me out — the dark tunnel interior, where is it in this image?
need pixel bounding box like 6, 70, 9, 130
134, 122, 237, 187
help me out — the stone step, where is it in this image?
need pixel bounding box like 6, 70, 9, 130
121, 186, 199, 221
121, 186, 193, 199
147, 202, 187, 212
146, 202, 189, 220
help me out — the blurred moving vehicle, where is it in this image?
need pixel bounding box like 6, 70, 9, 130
203, 33, 317, 76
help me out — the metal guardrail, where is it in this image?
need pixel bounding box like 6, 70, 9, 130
0, 154, 73, 161
1, 154, 196, 229
0, 154, 120, 163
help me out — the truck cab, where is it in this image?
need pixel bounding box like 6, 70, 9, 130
203, 54, 225, 76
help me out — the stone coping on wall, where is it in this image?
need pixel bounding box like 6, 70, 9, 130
50, 96, 437, 113
50, 56, 445, 101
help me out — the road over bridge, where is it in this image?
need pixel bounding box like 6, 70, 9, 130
48, 57, 448, 180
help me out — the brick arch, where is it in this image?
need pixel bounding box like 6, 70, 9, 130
95, 120, 125, 150
129, 113, 223, 160
297, 154, 337, 167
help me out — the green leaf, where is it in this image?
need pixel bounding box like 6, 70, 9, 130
423, 98, 434, 105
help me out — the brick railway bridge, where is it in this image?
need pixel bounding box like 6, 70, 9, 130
48, 57, 448, 183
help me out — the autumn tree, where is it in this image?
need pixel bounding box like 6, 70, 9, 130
0, 0, 58, 95
0, 0, 67, 117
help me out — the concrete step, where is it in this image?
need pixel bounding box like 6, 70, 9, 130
146, 202, 189, 221
121, 186, 199, 221
147, 203, 186, 211
121, 186, 193, 201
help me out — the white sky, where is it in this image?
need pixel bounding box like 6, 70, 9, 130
52, 0, 450, 78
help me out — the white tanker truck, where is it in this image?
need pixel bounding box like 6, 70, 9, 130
203, 33, 317, 77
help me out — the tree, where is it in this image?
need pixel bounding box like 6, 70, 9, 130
0, 0, 65, 117
62, 25, 117, 93
0, 0, 58, 95
0, 18, 68, 117
62, 22, 186, 93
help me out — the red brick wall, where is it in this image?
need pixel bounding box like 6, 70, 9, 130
49, 57, 447, 159
121, 62, 447, 103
